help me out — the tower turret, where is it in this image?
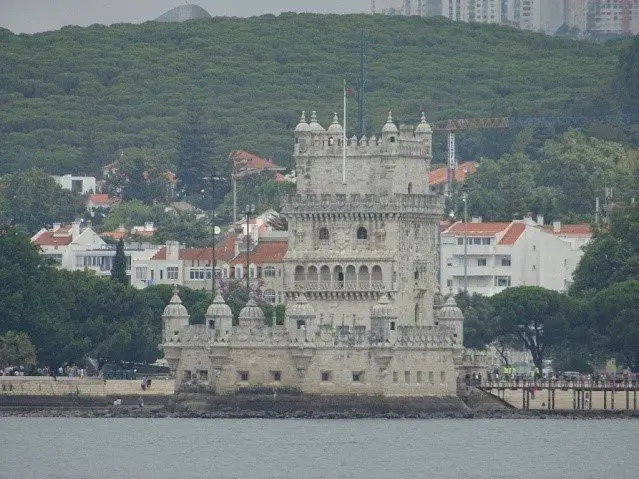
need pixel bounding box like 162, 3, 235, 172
370, 294, 398, 342
205, 292, 233, 338
437, 295, 464, 346
381, 111, 398, 143
285, 293, 317, 341
161, 287, 190, 344
294, 110, 312, 153
238, 296, 265, 328
414, 112, 432, 157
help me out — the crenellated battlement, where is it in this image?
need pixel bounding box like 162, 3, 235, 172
295, 136, 428, 158
282, 193, 442, 216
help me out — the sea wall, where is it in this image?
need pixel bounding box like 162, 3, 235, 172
0, 377, 175, 397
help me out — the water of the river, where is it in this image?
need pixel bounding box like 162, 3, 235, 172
0, 418, 637, 479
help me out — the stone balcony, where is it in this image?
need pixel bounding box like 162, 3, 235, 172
291, 279, 386, 292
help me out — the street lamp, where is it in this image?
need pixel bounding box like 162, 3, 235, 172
462, 189, 468, 293
203, 175, 222, 297
244, 204, 255, 291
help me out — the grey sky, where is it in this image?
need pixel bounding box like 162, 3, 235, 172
1, 0, 384, 34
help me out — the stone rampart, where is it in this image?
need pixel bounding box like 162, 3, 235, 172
0, 377, 174, 397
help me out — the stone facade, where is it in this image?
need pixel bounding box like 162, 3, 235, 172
161, 111, 464, 397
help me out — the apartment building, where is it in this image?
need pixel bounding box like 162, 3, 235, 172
440, 217, 591, 296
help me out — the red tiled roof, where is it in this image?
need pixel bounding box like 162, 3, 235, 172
233, 241, 288, 266
443, 221, 510, 236
230, 150, 285, 177
101, 230, 126, 240
150, 235, 238, 262
33, 230, 73, 247
88, 194, 120, 206
542, 224, 592, 237
429, 161, 478, 186
498, 223, 526, 245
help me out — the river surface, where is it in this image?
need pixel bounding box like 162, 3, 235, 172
0, 418, 637, 479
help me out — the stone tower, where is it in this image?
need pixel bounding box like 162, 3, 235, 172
282, 111, 441, 328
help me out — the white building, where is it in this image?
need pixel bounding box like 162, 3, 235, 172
440, 216, 591, 296
31, 222, 157, 279
52, 175, 97, 195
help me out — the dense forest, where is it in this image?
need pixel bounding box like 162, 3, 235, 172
0, 13, 633, 178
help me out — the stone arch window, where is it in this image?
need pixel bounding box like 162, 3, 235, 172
307, 266, 318, 289
358, 265, 370, 289
356, 227, 368, 240
319, 265, 331, 288
345, 265, 357, 290
333, 265, 344, 289
408, 182, 413, 194
371, 265, 383, 290
390, 136, 396, 143
319, 227, 329, 242
414, 303, 420, 323
328, 136, 335, 146
294, 265, 305, 289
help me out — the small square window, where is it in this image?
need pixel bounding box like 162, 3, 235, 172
271, 371, 281, 382
440, 371, 446, 383
501, 257, 511, 266
405, 371, 410, 383
238, 371, 249, 381
321, 371, 331, 382
390, 321, 396, 331
446, 279, 453, 288
477, 258, 487, 266
199, 370, 208, 381
429, 372, 434, 384
457, 237, 463, 245
184, 370, 192, 380
352, 372, 362, 382
416, 371, 423, 383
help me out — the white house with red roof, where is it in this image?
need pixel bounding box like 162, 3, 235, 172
130, 214, 289, 304
428, 161, 478, 195
440, 216, 592, 296
31, 222, 158, 278
86, 194, 121, 215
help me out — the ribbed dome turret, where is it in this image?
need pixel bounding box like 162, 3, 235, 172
308, 111, 325, 132
371, 294, 398, 320
327, 113, 343, 134
238, 298, 265, 326
287, 294, 315, 319
294, 111, 311, 133
162, 287, 189, 318
381, 111, 398, 134
438, 296, 463, 320
206, 292, 233, 319
414, 112, 432, 134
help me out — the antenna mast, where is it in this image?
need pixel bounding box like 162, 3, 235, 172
357, 30, 366, 138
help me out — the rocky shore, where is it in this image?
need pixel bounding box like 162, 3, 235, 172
1, 394, 638, 419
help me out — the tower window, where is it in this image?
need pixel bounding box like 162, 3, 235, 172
408, 182, 413, 194
319, 227, 329, 241
356, 227, 368, 240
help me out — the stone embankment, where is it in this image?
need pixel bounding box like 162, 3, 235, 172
0, 377, 174, 397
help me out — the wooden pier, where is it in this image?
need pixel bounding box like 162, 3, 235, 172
476, 381, 639, 411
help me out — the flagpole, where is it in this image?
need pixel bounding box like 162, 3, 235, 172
343, 79, 347, 185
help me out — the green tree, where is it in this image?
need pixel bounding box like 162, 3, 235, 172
588, 280, 639, 371
177, 104, 214, 197
490, 286, 572, 372
0, 169, 84, 234
616, 34, 639, 115
455, 291, 496, 350
111, 238, 128, 285
0, 331, 36, 369
571, 202, 639, 296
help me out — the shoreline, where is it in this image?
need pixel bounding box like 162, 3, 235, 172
1, 394, 638, 419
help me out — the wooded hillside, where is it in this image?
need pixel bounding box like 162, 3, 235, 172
0, 14, 624, 176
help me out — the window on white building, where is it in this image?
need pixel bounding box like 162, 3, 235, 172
495, 276, 511, 287
264, 290, 276, 303
477, 258, 487, 266
263, 266, 276, 277
167, 267, 178, 280
457, 237, 463, 245
235, 265, 243, 279
135, 267, 148, 281
473, 238, 482, 245
482, 237, 491, 245
501, 257, 511, 266
189, 268, 206, 280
